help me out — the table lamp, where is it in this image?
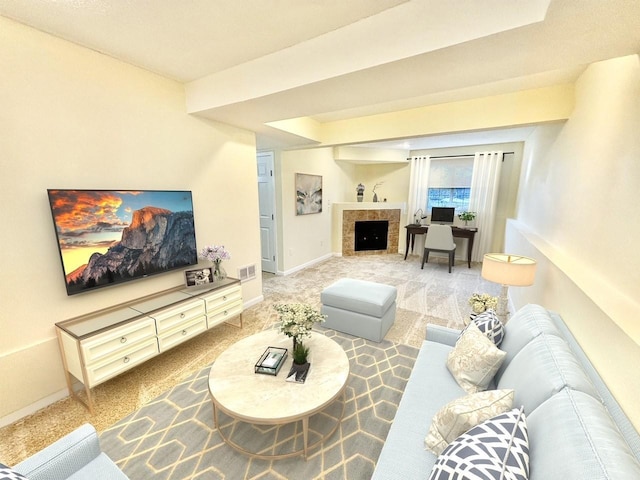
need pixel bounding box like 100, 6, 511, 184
481, 253, 537, 323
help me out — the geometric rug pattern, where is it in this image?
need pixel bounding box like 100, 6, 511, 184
99, 329, 420, 480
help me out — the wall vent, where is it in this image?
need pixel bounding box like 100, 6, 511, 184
237, 264, 257, 282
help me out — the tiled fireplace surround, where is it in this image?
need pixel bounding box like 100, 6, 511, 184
342, 208, 401, 256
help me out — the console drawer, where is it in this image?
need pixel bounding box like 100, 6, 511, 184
207, 300, 243, 328
152, 299, 205, 334
157, 316, 207, 352
80, 318, 156, 364
201, 284, 242, 312
85, 337, 159, 386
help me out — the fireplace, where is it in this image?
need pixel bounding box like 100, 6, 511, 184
340, 207, 401, 256
355, 220, 388, 251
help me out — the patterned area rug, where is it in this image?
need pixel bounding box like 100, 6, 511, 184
100, 330, 419, 480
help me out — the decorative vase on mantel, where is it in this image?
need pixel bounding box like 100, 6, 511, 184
212, 260, 227, 281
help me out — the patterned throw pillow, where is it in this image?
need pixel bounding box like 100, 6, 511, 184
428, 407, 530, 480
425, 389, 515, 455
473, 309, 505, 346
462, 309, 504, 346
0, 463, 28, 480
447, 321, 506, 393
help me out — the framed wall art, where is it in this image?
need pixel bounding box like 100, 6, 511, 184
295, 173, 322, 215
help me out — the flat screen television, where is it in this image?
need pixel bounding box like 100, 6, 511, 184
47, 189, 198, 295
431, 207, 455, 224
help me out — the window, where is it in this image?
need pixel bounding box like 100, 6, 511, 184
426, 157, 473, 214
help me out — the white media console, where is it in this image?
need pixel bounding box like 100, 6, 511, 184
55, 277, 242, 413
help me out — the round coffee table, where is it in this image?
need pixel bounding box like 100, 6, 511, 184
208, 329, 350, 459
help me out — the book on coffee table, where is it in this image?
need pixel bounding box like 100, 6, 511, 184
286, 362, 310, 384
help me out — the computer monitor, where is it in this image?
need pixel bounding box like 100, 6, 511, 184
431, 207, 455, 224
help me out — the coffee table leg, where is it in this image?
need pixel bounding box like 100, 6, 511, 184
302, 416, 309, 459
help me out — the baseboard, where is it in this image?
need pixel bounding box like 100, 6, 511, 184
244, 294, 264, 309
278, 253, 334, 276
0, 388, 68, 429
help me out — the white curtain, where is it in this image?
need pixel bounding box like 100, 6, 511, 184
407, 155, 431, 223
406, 156, 430, 255
469, 151, 503, 262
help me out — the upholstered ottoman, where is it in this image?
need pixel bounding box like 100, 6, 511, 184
320, 278, 397, 342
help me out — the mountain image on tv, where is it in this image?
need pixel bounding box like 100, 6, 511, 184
47, 190, 197, 295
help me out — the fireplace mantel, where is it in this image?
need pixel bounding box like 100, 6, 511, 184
331, 202, 407, 255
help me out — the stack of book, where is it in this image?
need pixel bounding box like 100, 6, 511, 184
286, 362, 310, 384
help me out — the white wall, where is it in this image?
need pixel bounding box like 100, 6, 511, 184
508, 55, 640, 428
0, 17, 262, 422
276, 147, 356, 273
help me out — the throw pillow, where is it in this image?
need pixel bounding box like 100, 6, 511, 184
425, 389, 515, 455
471, 309, 505, 346
428, 407, 530, 480
0, 463, 28, 480
447, 321, 506, 393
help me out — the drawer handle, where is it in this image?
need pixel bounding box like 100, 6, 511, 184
123, 356, 130, 364
223, 296, 227, 301
120, 337, 127, 344
223, 310, 228, 316
182, 329, 187, 336
180, 313, 186, 319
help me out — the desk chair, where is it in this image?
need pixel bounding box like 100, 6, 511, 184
422, 224, 456, 273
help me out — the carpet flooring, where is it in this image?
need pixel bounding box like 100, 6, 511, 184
0, 253, 499, 471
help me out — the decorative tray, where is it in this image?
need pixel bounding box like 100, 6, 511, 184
255, 346, 288, 376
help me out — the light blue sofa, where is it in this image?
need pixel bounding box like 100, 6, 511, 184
372, 304, 640, 479
13, 423, 128, 480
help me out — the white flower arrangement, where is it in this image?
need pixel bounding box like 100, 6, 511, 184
468, 293, 498, 314
199, 245, 231, 264
274, 303, 326, 343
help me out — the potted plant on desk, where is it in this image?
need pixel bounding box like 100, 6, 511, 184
458, 211, 476, 226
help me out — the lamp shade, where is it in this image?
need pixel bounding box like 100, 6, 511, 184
481, 253, 537, 286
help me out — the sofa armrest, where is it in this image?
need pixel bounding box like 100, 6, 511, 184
15, 424, 102, 480
426, 324, 460, 347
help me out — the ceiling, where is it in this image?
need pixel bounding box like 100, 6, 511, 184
2, 0, 639, 151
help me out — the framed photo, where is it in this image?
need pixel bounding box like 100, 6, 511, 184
295, 173, 322, 215
185, 267, 214, 287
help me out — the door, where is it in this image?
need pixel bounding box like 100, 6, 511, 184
257, 151, 277, 273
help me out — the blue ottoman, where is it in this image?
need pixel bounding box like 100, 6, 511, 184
320, 278, 397, 342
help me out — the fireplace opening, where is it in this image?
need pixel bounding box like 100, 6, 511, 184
355, 220, 389, 251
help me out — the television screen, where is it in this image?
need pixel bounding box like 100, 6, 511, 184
431, 207, 455, 224
47, 189, 198, 295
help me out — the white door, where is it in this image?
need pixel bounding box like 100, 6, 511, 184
257, 151, 277, 273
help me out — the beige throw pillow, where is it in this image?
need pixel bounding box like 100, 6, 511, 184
425, 389, 515, 455
447, 321, 506, 394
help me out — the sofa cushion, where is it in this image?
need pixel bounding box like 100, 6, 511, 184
527, 389, 640, 480
495, 304, 564, 382
447, 322, 506, 394
0, 463, 28, 480
425, 389, 514, 455
497, 334, 600, 413
371, 340, 466, 480
465, 309, 504, 346
428, 407, 530, 480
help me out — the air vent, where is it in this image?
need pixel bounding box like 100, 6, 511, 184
237, 264, 257, 282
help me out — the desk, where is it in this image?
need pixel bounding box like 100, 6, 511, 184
404, 224, 478, 268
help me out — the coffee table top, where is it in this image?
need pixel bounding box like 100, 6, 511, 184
208, 329, 350, 423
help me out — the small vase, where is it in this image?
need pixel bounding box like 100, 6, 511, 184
212, 261, 227, 281
357, 194, 363, 202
